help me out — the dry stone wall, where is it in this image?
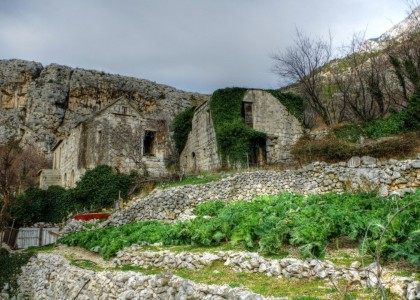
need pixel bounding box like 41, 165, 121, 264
109, 157, 420, 226
112, 245, 419, 299
11, 253, 274, 300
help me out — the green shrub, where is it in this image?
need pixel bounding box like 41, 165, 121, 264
403, 94, 420, 131
193, 200, 226, 216
11, 186, 70, 226
172, 107, 195, 154
73, 165, 134, 209
365, 112, 406, 139
10, 165, 136, 226
210, 88, 266, 167
333, 124, 363, 143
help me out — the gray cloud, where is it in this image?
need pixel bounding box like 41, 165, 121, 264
0, 0, 407, 93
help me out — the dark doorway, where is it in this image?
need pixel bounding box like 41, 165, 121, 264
143, 131, 156, 156
249, 140, 266, 167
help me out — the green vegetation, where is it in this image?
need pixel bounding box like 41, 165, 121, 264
364, 111, 407, 139
172, 107, 196, 154
11, 165, 135, 226
0, 250, 34, 295
59, 190, 419, 265
158, 172, 223, 189
209, 88, 267, 167
193, 199, 225, 217
292, 131, 419, 164
333, 124, 363, 143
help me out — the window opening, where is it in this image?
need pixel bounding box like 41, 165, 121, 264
242, 102, 253, 128
143, 131, 156, 156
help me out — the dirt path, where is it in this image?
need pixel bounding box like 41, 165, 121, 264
50, 244, 113, 268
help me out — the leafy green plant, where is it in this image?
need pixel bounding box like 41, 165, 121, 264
172, 107, 196, 154
59, 190, 420, 265
193, 200, 226, 216
364, 112, 406, 139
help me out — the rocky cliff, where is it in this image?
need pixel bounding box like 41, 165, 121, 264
0, 59, 208, 152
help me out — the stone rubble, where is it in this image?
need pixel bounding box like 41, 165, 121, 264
10, 253, 277, 300
107, 158, 420, 226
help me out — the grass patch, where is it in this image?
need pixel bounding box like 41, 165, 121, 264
158, 172, 223, 189
70, 259, 103, 271
173, 261, 369, 299
115, 261, 377, 299
24, 244, 57, 253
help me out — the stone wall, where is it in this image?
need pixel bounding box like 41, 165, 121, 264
108, 157, 420, 225
180, 101, 221, 172
53, 125, 83, 187
243, 90, 303, 163
11, 253, 273, 300
112, 245, 419, 299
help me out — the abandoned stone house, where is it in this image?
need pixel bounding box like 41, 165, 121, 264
180, 90, 303, 172
39, 97, 169, 189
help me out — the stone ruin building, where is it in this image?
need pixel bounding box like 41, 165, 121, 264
39, 90, 304, 189
39, 97, 169, 188
180, 90, 303, 172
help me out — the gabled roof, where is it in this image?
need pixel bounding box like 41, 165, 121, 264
82, 96, 141, 123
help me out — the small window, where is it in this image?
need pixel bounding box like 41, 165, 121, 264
143, 131, 156, 156
122, 106, 128, 114
96, 130, 102, 144
242, 102, 253, 128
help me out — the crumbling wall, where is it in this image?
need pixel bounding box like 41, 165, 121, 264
243, 90, 303, 163
180, 101, 220, 172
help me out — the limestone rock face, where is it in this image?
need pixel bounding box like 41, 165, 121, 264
0, 59, 208, 152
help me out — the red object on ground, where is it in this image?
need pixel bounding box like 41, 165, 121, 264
74, 213, 110, 221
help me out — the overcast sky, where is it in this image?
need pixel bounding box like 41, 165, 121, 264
0, 0, 408, 93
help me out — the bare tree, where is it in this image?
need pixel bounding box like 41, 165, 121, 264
0, 141, 50, 239
386, 3, 420, 101
272, 29, 334, 126
0, 138, 22, 236
333, 32, 394, 122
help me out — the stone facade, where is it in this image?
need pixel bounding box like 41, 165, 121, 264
47, 97, 169, 188
180, 90, 303, 173
180, 101, 220, 172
